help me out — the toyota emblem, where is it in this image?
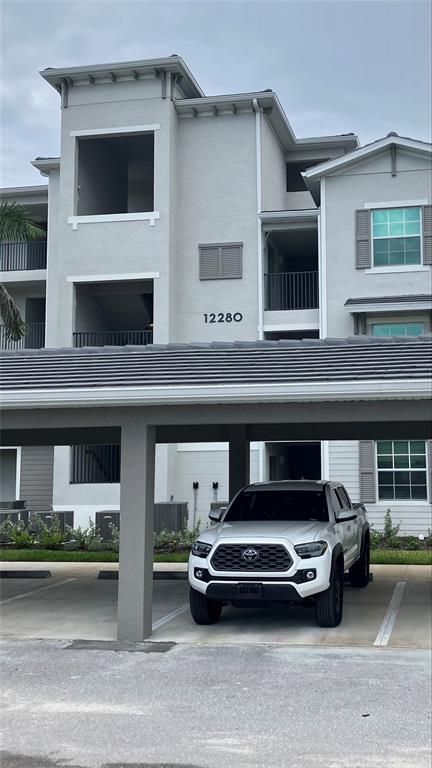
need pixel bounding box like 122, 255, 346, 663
241, 548, 259, 562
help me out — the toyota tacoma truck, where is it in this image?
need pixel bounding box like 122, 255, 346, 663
188, 480, 369, 627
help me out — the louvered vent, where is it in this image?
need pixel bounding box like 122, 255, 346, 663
199, 243, 242, 280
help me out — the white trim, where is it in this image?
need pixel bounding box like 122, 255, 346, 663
364, 266, 430, 275
177, 442, 261, 452
263, 322, 319, 332
319, 180, 327, 337
321, 440, 330, 479
302, 136, 432, 180
68, 212, 160, 229
70, 124, 160, 137
67, 272, 160, 284
0, 270, 47, 283
346, 301, 432, 314
53, 504, 120, 512
0, 446, 21, 500
364, 199, 429, 209
2, 378, 430, 409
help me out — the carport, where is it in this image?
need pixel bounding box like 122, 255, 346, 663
0, 337, 431, 641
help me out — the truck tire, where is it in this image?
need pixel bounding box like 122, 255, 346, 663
189, 587, 223, 625
349, 536, 370, 588
315, 560, 344, 627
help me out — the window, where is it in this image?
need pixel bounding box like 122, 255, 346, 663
335, 486, 350, 509
225, 490, 329, 522
376, 441, 427, 500
372, 207, 421, 267
199, 244, 242, 280
372, 323, 424, 337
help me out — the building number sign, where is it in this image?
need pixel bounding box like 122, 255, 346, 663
204, 312, 243, 323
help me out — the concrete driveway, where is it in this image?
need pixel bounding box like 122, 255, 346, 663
0, 562, 430, 649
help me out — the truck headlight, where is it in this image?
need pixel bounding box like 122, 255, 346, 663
294, 541, 328, 559
191, 541, 212, 558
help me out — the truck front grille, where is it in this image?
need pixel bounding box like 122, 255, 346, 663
211, 543, 292, 572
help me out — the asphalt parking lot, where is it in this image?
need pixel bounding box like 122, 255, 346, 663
0, 562, 431, 649
1, 563, 431, 768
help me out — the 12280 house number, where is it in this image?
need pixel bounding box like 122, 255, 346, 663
204, 312, 243, 323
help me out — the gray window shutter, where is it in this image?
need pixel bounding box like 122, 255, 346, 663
199, 246, 221, 280
221, 245, 242, 278
355, 209, 371, 269
199, 244, 242, 280
359, 440, 376, 503
428, 441, 432, 503
422, 205, 432, 265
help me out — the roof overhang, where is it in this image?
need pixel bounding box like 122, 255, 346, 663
40, 56, 204, 99
31, 158, 60, 177
345, 296, 432, 314
1, 379, 430, 410
259, 209, 318, 231
0, 185, 48, 204
302, 135, 432, 204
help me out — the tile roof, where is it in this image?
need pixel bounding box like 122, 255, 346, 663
1, 338, 431, 392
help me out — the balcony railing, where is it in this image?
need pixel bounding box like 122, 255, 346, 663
0, 241, 47, 271
0, 323, 45, 350
264, 271, 319, 311
73, 329, 154, 347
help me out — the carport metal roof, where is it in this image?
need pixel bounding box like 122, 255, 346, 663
1, 337, 431, 408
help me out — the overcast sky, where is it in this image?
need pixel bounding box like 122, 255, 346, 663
1, 0, 431, 187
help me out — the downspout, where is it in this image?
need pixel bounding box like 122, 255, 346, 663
253, 98, 265, 482
252, 98, 263, 341
318, 176, 328, 338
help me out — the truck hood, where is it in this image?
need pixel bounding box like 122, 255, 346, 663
198, 520, 328, 547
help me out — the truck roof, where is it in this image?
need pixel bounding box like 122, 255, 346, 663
244, 480, 334, 492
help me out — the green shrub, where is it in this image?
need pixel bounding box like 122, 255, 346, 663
33, 515, 65, 550
0, 520, 34, 549
153, 524, 200, 552
402, 536, 421, 551
107, 522, 120, 552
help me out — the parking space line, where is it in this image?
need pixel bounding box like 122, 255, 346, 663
0, 578, 78, 606
152, 603, 189, 631
373, 581, 406, 647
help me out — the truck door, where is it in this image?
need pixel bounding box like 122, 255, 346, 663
335, 486, 359, 564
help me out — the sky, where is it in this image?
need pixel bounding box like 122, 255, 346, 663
1, 0, 431, 187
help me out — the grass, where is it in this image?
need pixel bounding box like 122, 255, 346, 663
0, 549, 190, 563
370, 549, 432, 565
0, 549, 430, 565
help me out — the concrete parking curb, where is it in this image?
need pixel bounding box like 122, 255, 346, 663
98, 570, 188, 580
0, 570, 51, 579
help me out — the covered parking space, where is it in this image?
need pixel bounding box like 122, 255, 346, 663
0, 337, 431, 642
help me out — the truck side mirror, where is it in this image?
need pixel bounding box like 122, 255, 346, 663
209, 507, 227, 523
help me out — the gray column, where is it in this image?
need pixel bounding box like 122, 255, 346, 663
117, 419, 155, 642
228, 425, 250, 500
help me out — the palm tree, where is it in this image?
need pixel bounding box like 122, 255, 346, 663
0, 201, 46, 341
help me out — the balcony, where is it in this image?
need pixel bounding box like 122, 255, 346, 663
73, 329, 153, 347
264, 271, 319, 311
0, 241, 47, 271
0, 322, 45, 350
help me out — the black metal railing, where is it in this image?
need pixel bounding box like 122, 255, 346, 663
264, 271, 319, 311
73, 329, 154, 347
0, 323, 45, 350
0, 241, 47, 271
71, 445, 121, 484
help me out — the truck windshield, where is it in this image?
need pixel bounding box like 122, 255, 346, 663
224, 490, 329, 523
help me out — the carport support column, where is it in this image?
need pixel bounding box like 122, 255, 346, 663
117, 420, 155, 642
228, 425, 250, 501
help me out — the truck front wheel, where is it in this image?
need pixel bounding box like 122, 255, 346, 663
315, 560, 344, 627
189, 587, 223, 625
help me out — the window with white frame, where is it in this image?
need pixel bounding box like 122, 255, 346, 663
376, 441, 427, 500
372, 207, 421, 267
372, 322, 424, 337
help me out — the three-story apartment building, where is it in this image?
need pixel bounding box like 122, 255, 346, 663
1, 56, 431, 534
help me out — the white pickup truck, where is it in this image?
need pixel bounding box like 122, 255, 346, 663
188, 480, 370, 627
